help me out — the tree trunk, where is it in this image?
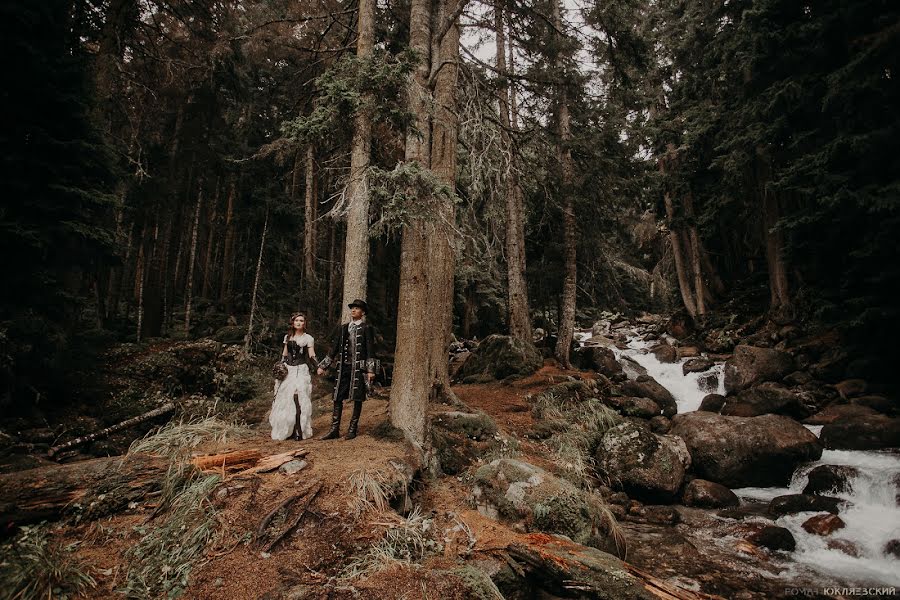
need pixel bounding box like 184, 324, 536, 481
184, 185, 203, 334
340, 0, 375, 323
48, 403, 175, 458
201, 176, 220, 299
220, 178, 237, 312
552, 0, 577, 369
660, 149, 698, 318
304, 144, 318, 284
135, 223, 147, 342
0, 454, 172, 527
390, 0, 433, 453
757, 151, 790, 311
246, 208, 269, 352
327, 222, 340, 326
682, 191, 708, 314
427, 0, 460, 401
496, 3, 532, 344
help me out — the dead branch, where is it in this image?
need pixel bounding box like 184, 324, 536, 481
47, 403, 175, 459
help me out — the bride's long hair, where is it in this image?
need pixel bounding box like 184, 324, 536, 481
287, 312, 307, 339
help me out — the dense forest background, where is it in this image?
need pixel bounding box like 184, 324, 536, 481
1, 0, 898, 412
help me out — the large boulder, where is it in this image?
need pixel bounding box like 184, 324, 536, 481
574, 346, 624, 379
433, 411, 499, 475
649, 343, 678, 363
682, 358, 713, 375
682, 479, 740, 508
723, 345, 794, 393
458, 335, 542, 381
669, 412, 822, 488
769, 493, 843, 516
803, 465, 859, 496
721, 382, 810, 419
621, 376, 677, 417
819, 414, 900, 450
698, 394, 726, 413
471, 459, 610, 548
803, 403, 881, 425
595, 421, 690, 503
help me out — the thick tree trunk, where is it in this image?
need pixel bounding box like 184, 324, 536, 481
220, 178, 237, 312
496, 3, 532, 344
660, 149, 698, 318
757, 152, 790, 311
390, 0, 433, 452
135, 223, 147, 341
683, 191, 708, 314
427, 1, 460, 401
184, 186, 203, 333
246, 208, 269, 351
304, 144, 318, 284
341, 0, 375, 323
552, 0, 576, 369
0, 453, 171, 527
327, 222, 340, 326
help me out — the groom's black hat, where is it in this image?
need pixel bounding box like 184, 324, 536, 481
348, 299, 369, 314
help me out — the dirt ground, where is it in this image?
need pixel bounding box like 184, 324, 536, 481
45, 361, 814, 599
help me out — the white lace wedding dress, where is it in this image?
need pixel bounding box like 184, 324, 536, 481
270, 333, 314, 440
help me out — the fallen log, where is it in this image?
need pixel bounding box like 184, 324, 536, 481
47, 403, 176, 459
0, 453, 172, 530
190, 448, 308, 475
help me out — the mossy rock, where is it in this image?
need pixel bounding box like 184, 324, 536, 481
471, 459, 610, 547
529, 381, 595, 408
445, 565, 505, 600
595, 421, 690, 503
457, 335, 542, 381
434, 411, 497, 440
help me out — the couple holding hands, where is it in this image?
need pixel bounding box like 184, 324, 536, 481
270, 299, 376, 442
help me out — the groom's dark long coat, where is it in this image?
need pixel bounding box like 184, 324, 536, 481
319, 321, 376, 402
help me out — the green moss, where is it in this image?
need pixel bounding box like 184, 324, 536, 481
448, 565, 504, 600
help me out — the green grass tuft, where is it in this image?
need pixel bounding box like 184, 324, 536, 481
0, 524, 96, 600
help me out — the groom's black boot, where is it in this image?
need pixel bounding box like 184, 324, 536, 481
320, 401, 342, 440
345, 402, 363, 440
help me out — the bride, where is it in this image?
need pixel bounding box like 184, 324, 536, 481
271, 313, 317, 440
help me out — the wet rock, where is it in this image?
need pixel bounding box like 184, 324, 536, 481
802, 465, 858, 496
827, 539, 861, 557
471, 459, 610, 547
747, 525, 795, 552
811, 349, 850, 382
682, 358, 713, 375
697, 373, 719, 393
666, 313, 694, 339
833, 379, 867, 399
722, 382, 810, 419
884, 539, 900, 559
723, 345, 795, 393
698, 394, 726, 413
619, 356, 647, 379
819, 414, 900, 450
801, 513, 845, 536
626, 504, 680, 525
574, 346, 623, 379
851, 395, 897, 416
784, 371, 813, 386
605, 396, 660, 419
682, 479, 739, 508
457, 335, 542, 381
595, 421, 690, 503
621, 376, 677, 417
650, 343, 678, 363
676, 346, 700, 359
670, 412, 822, 488
768, 493, 843, 516
803, 403, 880, 425
649, 415, 671, 434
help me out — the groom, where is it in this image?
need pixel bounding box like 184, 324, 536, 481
317, 299, 376, 440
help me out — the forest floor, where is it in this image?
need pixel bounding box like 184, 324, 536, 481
6, 358, 843, 600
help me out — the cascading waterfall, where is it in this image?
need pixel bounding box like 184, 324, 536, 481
579, 329, 900, 586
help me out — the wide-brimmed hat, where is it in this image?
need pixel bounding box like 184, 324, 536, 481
348, 299, 369, 313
